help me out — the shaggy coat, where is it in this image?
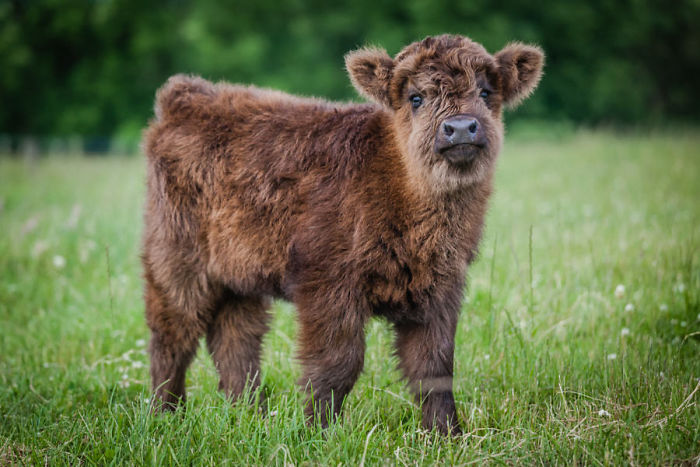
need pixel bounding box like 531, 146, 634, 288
142, 34, 543, 435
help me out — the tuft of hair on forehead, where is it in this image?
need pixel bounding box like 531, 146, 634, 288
395, 35, 468, 62
389, 35, 494, 105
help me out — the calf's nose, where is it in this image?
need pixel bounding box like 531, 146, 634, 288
441, 115, 482, 145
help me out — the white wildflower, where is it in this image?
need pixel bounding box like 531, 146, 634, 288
621, 328, 630, 337
135, 339, 146, 347
614, 284, 625, 299
469, 406, 483, 420
674, 283, 686, 294
21, 216, 39, 235
597, 409, 611, 417
660, 304, 668, 312
484, 354, 490, 361
607, 353, 617, 360
131, 361, 144, 369
66, 204, 82, 229
624, 303, 634, 312
79, 239, 97, 263
32, 240, 49, 258
52, 255, 66, 269
680, 321, 687, 327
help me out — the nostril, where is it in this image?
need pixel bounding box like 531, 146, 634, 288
468, 120, 478, 135
443, 122, 454, 137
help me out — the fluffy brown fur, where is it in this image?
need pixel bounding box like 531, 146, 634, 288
142, 34, 544, 435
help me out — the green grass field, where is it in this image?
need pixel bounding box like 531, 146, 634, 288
1, 131, 698, 465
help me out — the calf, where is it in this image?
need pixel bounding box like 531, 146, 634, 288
142, 34, 543, 435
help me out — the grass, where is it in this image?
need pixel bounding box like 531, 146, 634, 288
0, 130, 698, 465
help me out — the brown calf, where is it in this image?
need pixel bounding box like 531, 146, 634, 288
142, 34, 543, 435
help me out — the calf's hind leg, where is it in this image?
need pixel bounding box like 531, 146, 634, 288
145, 278, 206, 411
206, 295, 271, 402
296, 294, 368, 428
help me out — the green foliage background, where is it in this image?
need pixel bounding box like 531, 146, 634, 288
1, 0, 699, 146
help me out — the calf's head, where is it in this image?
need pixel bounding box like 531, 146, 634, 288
346, 35, 544, 191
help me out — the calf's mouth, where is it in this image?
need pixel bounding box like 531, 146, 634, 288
438, 142, 484, 168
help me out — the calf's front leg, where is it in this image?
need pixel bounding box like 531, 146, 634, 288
394, 311, 462, 435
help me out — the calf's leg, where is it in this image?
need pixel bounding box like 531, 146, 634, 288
206, 295, 270, 402
296, 297, 368, 428
394, 313, 462, 435
145, 279, 205, 411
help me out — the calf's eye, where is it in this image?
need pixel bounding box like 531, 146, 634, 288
479, 89, 490, 100
410, 94, 423, 109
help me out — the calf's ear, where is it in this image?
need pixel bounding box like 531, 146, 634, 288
345, 47, 395, 108
495, 43, 544, 108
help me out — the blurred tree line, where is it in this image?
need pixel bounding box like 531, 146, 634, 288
1, 0, 698, 152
